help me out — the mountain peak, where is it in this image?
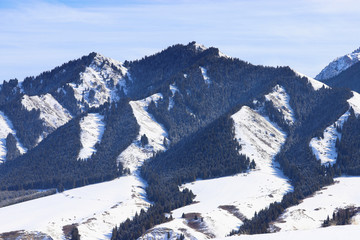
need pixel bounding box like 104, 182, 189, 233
188, 41, 207, 52
316, 47, 360, 80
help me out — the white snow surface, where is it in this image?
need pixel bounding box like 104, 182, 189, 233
309, 91, 360, 165
194, 42, 207, 52
21, 94, 72, 142
70, 53, 129, 110
141, 106, 292, 239
348, 91, 360, 115
273, 176, 360, 232
118, 93, 168, 173
168, 84, 179, 111
264, 85, 295, 125
0, 111, 26, 163
294, 71, 329, 90
78, 113, 105, 160
0, 176, 150, 240
220, 224, 360, 240
316, 47, 360, 80
200, 67, 212, 85
310, 110, 350, 165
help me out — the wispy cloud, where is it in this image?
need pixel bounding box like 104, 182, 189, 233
1, 0, 360, 81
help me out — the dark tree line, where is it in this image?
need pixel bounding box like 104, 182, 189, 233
0, 97, 44, 150
232, 81, 352, 235
322, 207, 360, 227
334, 108, 360, 174
0, 100, 139, 191
112, 113, 254, 239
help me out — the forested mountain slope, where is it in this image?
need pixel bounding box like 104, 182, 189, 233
0, 42, 360, 240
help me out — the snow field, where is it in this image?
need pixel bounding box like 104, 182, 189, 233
0, 111, 26, 163
348, 91, 360, 115
310, 91, 360, 165
294, 71, 329, 90
78, 113, 105, 160
316, 48, 360, 80
0, 176, 150, 240
273, 176, 360, 232
200, 66, 212, 85
142, 105, 293, 239
21, 93, 72, 144
79, 93, 170, 239
310, 111, 350, 165
220, 224, 360, 240
168, 84, 179, 111
264, 85, 295, 125
0, 92, 170, 239
117, 93, 168, 172
70, 53, 128, 110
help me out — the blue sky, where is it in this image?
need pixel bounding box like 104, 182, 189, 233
1, 0, 360, 82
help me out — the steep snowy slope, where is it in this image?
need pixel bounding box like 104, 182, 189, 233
310, 91, 360, 165
272, 176, 360, 232
78, 113, 105, 160
117, 93, 168, 172
77, 94, 169, 239
140, 105, 293, 239
0, 111, 26, 163
168, 84, 179, 111
294, 71, 329, 90
21, 94, 72, 143
264, 85, 295, 125
200, 66, 212, 85
69, 53, 129, 111
316, 48, 360, 80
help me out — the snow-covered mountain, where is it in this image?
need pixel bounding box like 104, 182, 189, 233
1, 42, 360, 240
316, 47, 360, 80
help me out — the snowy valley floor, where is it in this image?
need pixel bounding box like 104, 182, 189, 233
0, 174, 150, 240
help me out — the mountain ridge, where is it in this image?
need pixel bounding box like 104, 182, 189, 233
0, 43, 360, 240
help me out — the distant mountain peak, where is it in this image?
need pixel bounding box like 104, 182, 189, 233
352, 47, 360, 54
316, 47, 360, 80
189, 41, 207, 52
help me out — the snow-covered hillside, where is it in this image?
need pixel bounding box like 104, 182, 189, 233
220, 224, 360, 240
200, 67, 211, 85
348, 91, 360, 115
310, 111, 349, 166
0, 111, 26, 163
272, 176, 360, 232
168, 84, 179, 111
0, 176, 150, 240
21, 94, 72, 144
294, 71, 329, 90
310, 91, 360, 165
78, 113, 105, 160
69, 53, 129, 111
264, 85, 295, 125
117, 93, 168, 173
316, 48, 360, 80
140, 105, 293, 239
